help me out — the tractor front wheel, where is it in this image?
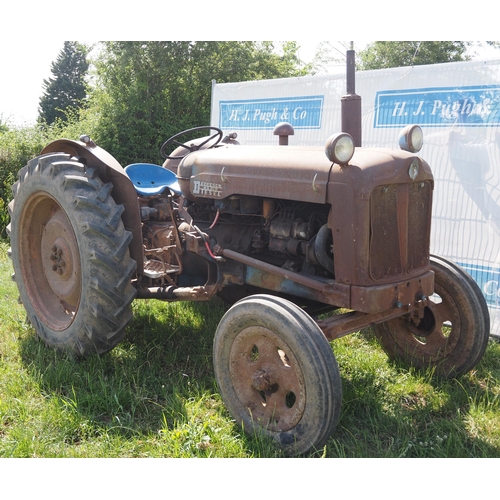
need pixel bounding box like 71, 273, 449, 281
213, 294, 342, 455
374, 255, 490, 377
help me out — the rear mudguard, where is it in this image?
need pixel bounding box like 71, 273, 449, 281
41, 138, 144, 275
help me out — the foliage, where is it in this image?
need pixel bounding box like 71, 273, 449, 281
0, 125, 59, 239
309, 41, 354, 75
1, 241, 500, 458
87, 41, 310, 165
0, 115, 9, 134
0, 41, 307, 240
0, 102, 107, 241
358, 41, 472, 70
38, 42, 89, 125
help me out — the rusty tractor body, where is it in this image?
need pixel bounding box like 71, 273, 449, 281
7, 56, 490, 454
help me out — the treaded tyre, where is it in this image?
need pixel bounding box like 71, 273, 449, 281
7, 153, 137, 356
213, 294, 342, 456
374, 255, 490, 378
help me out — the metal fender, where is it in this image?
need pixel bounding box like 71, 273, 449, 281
41, 137, 144, 275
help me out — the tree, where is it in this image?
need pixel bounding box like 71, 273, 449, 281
88, 41, 309, 165
38, 42, 89, 124
0, 114, 8, 134
357, 41, 472, 70
310, 41, 354, 75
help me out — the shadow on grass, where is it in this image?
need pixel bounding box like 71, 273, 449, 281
15, 296, 286, 456
325, 331, 500, 457
16, 297, 500, 458
17, 299, 230, 443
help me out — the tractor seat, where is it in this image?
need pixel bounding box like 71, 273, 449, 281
125, 163, 182, 196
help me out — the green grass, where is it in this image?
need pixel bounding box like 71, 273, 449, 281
1, 241, 500, 458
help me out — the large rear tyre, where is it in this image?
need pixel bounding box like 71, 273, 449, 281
374, 255, 490, 378
213, 294, 342, 456
7, 153, 137, 356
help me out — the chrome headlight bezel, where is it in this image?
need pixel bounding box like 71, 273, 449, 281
325, 133, 355, 165
399, 125, 423, 153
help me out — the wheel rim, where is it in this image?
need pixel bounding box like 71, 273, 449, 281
19, 192, 81, 330
229, 326, 306, 432
390, 282, 461, 360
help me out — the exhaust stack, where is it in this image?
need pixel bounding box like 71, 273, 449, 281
341, 45, 362, 147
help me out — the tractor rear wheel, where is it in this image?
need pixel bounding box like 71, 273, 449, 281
7, 153, 137, 356
213, 294, 342, 455
374, 255, 490, 378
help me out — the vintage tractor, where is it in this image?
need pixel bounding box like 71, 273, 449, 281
6, 55, 490, 455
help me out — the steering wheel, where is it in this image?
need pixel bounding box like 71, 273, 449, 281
160, 126, 223, 160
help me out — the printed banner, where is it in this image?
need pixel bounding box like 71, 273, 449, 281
459, 262, 500, 310
374, 85, 500, 128
219, 95, 324, 130
211, 60, 500, 336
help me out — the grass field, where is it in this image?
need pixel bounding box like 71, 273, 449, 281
1, 241, 500, 459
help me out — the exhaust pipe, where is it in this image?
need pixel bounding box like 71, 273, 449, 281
341, 45, 362, 147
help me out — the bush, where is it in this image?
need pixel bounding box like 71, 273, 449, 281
0, 126, 51, 239
0, 107, 101, 240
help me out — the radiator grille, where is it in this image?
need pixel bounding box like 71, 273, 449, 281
370, 185, 402, 280
408, 181, 432, 271
370, 181, 431, 280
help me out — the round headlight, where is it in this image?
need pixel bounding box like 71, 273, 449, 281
399, 125, 423, 153
325, 133, 355, 165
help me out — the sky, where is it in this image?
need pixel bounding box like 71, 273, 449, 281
1, 40, 70, 126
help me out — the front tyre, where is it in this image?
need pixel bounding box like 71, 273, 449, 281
7, 153, 137, 356
213, 294, 342, 456
374, 255, 490, 378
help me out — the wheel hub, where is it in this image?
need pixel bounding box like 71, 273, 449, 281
408, 306, 437, 337
41, 211, 80, 306
230, 326, 306, 432
50, 244, 66, 275
19, 193, 81, 330
251, 368, 276, 392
